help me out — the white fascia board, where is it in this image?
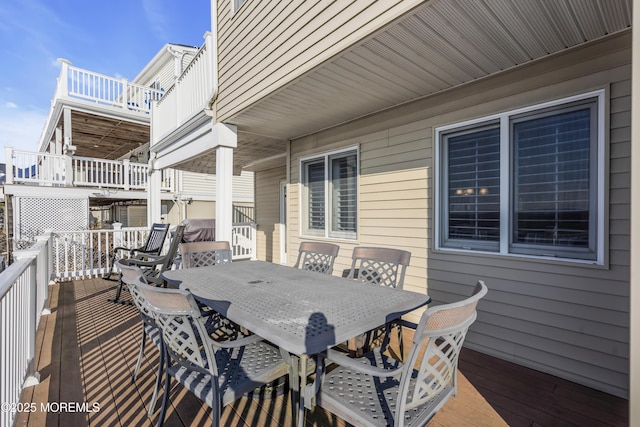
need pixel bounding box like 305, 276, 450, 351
3, 185, 148, 200
154, 122, 237, 170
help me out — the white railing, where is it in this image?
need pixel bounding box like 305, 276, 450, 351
72, 157, 149, 190
232, 223, 257, 261
152, 32, 214, 141
6, 150, 67, 186
51, 224, 257, 280
6, 148, 175, 193
52, 227, 149, 280
0, 234, 51, 427
58, 60, 163, 114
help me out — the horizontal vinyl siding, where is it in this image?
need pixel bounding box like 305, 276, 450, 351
255, 166, 285, 263
178, 171, 255, 201
216, 0, 425, 121
181, 171, 216, 195
427, 43, 630, 397
283, 35, 630, 397
289, 127, 430, 303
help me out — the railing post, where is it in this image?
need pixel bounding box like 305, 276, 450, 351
59, 153, 73, 187
56, 58, 71, 100
251, 223, 257, 260
123, 159, 130, 190
5, 146, 13, 184
121, 78, 129, 108
113, 223, 123, 247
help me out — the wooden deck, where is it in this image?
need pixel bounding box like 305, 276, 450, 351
15, 277, 628, 427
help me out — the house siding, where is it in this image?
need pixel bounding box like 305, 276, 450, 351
282, 33, 630, 398
254, 166, 285, 264
178, 170, 255, 202
216, 0, 426, 121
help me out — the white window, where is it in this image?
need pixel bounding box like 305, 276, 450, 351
301, 148, 358, 240
232, 0, 247, 13
436, 91, 605, 263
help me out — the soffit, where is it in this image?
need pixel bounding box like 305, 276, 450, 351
169, 131, 287, 174
227, 0, 632, 142
66, 110, 150, 159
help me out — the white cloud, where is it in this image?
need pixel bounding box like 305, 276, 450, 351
142, 0, 168, 41
0, 106, 47, 163
4, 102, 17, 109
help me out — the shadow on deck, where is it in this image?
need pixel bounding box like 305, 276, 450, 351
16, 277, 628, 427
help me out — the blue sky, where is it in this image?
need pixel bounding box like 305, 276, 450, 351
0, 0, 211, 162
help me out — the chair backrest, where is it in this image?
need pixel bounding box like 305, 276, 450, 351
180, 241, 232, 268
347, 247, 411, 288
395, 281, 488, 425
293, 242, 340, 274
158, 225, 186, 273
143, 223, 171, 255
138, 283, 213, 371
115, 260, 154, 320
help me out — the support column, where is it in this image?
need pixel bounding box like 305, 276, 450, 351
630, 5, 639, 424
147, 155, 162, 226
62, 108, 75, 187
214, 123, 237, 243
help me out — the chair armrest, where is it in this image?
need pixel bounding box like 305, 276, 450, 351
395, 318, 418, 330
126, 257, 165, 268
210, 333, 263, 349
325, 348, 403, 378
113, 246, 143, 255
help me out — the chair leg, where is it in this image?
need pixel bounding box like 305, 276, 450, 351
397, 324, 404, 362
132, 325, 147, 382
148, 340, 164, 418
108, 276, 133, 305
103, 254, 118, 280
158, 355, 170, 427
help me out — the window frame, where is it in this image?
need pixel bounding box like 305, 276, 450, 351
434, 90, 605, 264
231, 0, 248, 14
300, 147, 359, 240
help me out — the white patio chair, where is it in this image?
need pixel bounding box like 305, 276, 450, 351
115, 260, 165, 418
139, 283, 292, 427
180, 241, 232, 268
309, 280, 488, 427
346, 246, 412, 357
293, 241, 340, 275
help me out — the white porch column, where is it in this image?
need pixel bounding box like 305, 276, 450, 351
630, 4, 639, 424
214, 123, 237, 243
148, 156, 162, 226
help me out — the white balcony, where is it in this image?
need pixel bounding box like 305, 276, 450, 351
5, 148, 173, 192
152, 33, 214, 145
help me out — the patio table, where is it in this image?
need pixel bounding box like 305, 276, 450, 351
162, 260, 430, 425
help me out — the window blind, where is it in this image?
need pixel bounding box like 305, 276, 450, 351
307, 162, 325, 231
447, 127, 500, 242
331, 153, 357, 234
513, 108, 591, 248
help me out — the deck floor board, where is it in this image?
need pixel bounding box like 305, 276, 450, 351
14, 277, 628, 427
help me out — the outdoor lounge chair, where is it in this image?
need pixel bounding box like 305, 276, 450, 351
104, 222, 170, 279
293, 241, 340, 275
138, 283, 291, 427
109, 225, 185, 303
309, 281, 488, 427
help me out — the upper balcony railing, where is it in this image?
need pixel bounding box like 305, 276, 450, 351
152, 33, 214, 142
5, 148, 174, 192
57, 59, 164, 114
